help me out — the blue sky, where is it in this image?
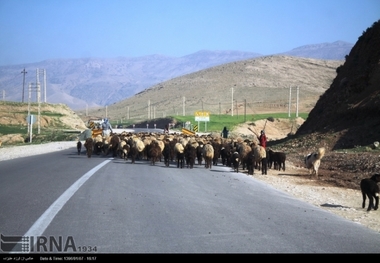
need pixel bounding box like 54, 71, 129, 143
0, 0, 379, 66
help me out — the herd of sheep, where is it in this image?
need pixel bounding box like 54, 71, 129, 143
77, 131, 287, 175
77, 130, 380, 213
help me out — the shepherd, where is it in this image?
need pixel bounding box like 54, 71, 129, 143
259, 130, 267, 148
221, 127, 229, 138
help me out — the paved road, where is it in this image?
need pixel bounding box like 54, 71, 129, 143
1, 148, 380, 253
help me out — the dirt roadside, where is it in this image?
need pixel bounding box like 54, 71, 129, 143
231, 118, 380, 234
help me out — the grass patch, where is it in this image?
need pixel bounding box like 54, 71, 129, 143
0, 125, 27, 135
172, 113, 308, 132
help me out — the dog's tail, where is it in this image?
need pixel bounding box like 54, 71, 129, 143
316, 147, 325, 160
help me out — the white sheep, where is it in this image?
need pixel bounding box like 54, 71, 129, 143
203, 143, 214, 169
174, 142, 185, 168
252, 143, 267, 174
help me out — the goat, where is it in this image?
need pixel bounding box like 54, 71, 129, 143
220, 143, 233, 167
361, 173, 380, 211
162, 140, 171, 167
196, 143, 204, 166
93, 140, 103, 155
232, 151, 240, 173
77, 141, 82, 155
261, 157, 268, 175
268, 149, 286, 171
246, 150, 255, 175
305, 147, 325, 178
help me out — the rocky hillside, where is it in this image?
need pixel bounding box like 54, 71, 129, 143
297, 20, 380, 150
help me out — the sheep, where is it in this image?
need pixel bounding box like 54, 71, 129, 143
84, 138, 94, 158
305, 147, 325, 178
184, 143, 197, 169
117, 139, 130, 160
360, 173, 380, 211
156, 139, 165, 162
149, 140, 162, 165
252, 143, 267, 172
268, 149, 286, 171
102, 138, 110, 156
106, 134, 120, 157
203, 143, 214, 169
238, 142, 251, 171
76, 141, 82, 155
169, 138, 178, 162
212, 139, 222, 166
174, 142, 185, 168
93, 134, 103, 155
127, 137, 145, 164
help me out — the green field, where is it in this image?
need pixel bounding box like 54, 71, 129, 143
170, 113, 308, 133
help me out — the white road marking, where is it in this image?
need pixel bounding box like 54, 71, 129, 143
22, 159, 112, 248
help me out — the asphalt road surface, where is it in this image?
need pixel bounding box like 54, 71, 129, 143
1, 147, 380, 253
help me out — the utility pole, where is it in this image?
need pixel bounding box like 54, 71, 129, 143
296, 86, 299, 117
21, 68, 27, 103
244, 99, 246, 122
288, 86, 292, 117
36, 68, 47, 103
231, 87, 234, 116
182, 96, 185, 116
148, 100, 150, 119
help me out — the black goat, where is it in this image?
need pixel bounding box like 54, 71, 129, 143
77, 141, 82, 155
232, 151, 240, 173
246, 150, 255, 175
360, 173, 380, 211
162, 141, 171, 167
268, 149, 286, 171
196, 144, 203, 166
185, 144, 197, 169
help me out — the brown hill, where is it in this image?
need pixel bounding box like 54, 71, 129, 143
77, 56, 342, 122
297, 20, 380, 150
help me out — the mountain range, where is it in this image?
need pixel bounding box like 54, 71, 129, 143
0, 41, 353, 110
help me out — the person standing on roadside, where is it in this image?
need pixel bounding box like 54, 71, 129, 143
259, 130, 267, 148
221, 126, 229, 138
